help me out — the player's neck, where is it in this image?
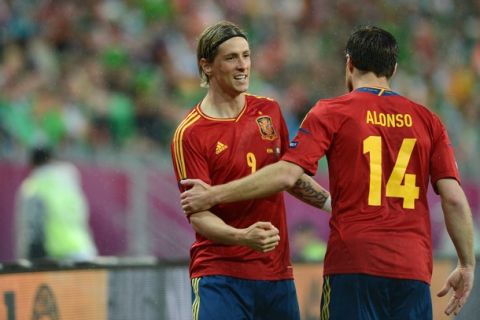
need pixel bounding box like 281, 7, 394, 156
200, 92, 246, 119
353, 73, 391, 91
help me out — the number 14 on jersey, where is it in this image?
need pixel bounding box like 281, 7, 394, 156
363, 136, 420, 209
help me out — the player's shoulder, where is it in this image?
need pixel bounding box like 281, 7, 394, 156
310, 92, 352, 113
410, 98, 435, 115
246, 93, 280, 110
397, 94, 441, 120
246, 92, 277, 103
173, 107, 204, 140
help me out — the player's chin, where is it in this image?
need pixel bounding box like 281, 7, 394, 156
235, 84, 248, 93
234, 80, 249, 92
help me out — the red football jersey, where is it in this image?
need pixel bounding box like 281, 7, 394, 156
171, 94, 293, 280
283, 87, 460, 284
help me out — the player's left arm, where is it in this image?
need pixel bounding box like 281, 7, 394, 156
435, 178, 475, 316
287, 174, 331, 213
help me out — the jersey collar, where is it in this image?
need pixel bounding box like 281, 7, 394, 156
195, 98, 247, 122
356, 87, 399, 96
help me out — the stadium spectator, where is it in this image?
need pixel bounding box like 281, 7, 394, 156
15, 145, 98, 262
171, 21, 330, 319
180, 26, 475, 319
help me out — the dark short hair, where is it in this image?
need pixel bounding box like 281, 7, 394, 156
345, 26, 398, 78
196, 21, 247, 87
30, 146, 52, 167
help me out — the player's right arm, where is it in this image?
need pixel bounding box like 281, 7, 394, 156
287, 174, 331, 213
189, 211, 280, 252
435, 178, 475, 316
276, 103, 331, 213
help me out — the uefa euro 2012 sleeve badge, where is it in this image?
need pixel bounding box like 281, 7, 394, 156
256, 116, 277, 141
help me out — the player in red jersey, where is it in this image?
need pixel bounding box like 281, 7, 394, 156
171, 21, 331, 320
180, 26, 475, 319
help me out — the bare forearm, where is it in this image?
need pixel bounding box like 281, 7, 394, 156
189, 211, 281, 252
442, 198, 475, 267
438, 179, 475, 267
287, 174, 331, 212
212, 161, 304, 205
190, 211, 244, 245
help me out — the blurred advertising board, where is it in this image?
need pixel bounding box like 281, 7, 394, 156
0, 269, 107, 320
0, 261, 191, 320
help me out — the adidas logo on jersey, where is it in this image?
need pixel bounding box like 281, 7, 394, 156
215, 141, 228, 154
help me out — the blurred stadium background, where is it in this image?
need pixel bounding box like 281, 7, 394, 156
0, 0, 479, 319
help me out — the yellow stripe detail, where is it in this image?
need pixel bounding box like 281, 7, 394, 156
192, 277, 201, 320
173, 112, 195, 179
321, 276, 331, 320
177, 114, 200, 178
378, 89, 385, 96
173, 111, 200, 179
173, 111, 197, 177
245, 92, 274, 101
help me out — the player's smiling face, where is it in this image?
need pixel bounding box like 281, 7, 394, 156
209, 37, 250, 96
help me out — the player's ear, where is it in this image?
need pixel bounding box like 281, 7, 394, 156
346, 54, 354, 73
200, 58, 212, 76
392, 63, 398, 77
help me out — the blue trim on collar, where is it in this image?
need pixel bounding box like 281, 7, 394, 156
356, 87, 399, 96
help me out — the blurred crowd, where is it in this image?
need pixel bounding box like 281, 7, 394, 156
0, 0, 479, 180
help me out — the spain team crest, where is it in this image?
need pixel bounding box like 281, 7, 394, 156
256, 116, 277, 141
